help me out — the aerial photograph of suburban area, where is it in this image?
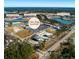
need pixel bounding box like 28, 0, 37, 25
4, 0, 75, 59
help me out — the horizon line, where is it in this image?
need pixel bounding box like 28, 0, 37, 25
4, 6, 75, 8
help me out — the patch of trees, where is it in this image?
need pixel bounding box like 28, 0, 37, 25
4, 42, 34, 59
50, 40, 75, 59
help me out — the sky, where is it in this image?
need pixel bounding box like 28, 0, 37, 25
4, 0, 75, 7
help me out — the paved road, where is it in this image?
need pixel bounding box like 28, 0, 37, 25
37, 27, 75, 59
